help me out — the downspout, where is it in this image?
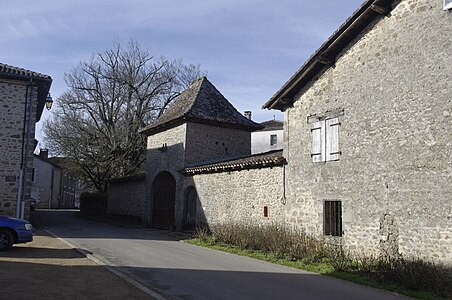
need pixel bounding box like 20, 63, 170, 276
16, 79, 34, 219
49, 166, 54, 210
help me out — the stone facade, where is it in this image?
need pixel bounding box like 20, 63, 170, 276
144, 122, 254, 228
279, 0, 451, 264
0, 80, 38, 219
107, 175, 145, 219
0, 64, 51, 219
187, 166, 284, 226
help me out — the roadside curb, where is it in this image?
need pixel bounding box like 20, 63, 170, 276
42, 228, 168, 300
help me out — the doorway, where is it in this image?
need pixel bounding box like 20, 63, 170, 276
152, 172, 176, 228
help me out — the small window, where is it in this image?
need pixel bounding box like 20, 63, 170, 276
311, 117, 340, 162
263, 206, 268, 217
324, 201, 342, 236
270, 134, 277, 146
444, 0, 452, 10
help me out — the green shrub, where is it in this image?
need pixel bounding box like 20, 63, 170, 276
79, 192, 107, 217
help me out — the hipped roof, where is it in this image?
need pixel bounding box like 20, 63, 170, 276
263, 0, 397, 111
140, 77, 262, 135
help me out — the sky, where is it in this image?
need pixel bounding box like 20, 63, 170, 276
1, 0, 363, 148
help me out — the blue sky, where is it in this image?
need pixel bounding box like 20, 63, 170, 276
1, 0, 363, 146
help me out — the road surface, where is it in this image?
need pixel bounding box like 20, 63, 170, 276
31, 210, 409, 300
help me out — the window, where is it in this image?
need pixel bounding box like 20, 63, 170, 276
444, 0, 452, 10
311, 117, 340, 162
324, 201, 342, 236
31, 168, 36, 183
270, 134, 277, 146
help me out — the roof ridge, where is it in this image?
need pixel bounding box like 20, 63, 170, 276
183, 77, 207, 118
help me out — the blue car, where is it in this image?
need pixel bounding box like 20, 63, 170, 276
0, 215, 34, 250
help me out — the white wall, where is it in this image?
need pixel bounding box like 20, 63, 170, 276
251, 129, 283, 154
31, 157, 53, 208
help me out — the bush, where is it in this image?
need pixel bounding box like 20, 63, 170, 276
79, 192, 107, 217
206, 223, 335, 263
198, 223, 452, 299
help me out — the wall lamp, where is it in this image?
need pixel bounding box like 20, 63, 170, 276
45, 93, 53, 110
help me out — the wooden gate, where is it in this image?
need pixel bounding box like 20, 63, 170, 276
152, 172, 176, 228
184, 186, 197, 229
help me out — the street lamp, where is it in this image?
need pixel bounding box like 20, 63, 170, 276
45, 93, 53, 110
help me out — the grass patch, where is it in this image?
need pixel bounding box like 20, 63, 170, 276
186, 224, 451, 300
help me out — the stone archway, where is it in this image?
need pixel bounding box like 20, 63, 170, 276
152, 171, 176, 228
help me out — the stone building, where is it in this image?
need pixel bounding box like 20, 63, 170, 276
108, 0, 451, 265
0, 63, 52, 219
263, 0, 451, 263
138, 77, 266, 229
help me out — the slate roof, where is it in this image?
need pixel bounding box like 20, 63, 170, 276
263, 0, 397, 111
182, 150, 286, 175
140, 77, 263, 135
0, 63, 52, 122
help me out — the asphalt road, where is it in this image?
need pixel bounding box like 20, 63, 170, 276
31, 210, 410, 300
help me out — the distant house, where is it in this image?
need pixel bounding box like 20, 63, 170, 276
251, 120, 283, 154
31, 149, 83, 209
0, 63, 52, 219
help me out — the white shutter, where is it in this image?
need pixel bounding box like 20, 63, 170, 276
311, 121, 324, 162
445, 0, 452, 10
325, 117, 340, 161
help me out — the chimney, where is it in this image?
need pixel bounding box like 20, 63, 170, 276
39, 149, 49, 159
244, 111, 252, 120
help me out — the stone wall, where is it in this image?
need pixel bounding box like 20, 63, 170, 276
144, 124, 187, 227
144, 122, 254, 228
284, 0, 451, 264
186, 166, 284, 227
185, 123, 251, 165
107, 175, 145, 218
0, 80, 37, 219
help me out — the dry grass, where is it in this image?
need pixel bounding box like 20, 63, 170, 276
195, 223, 452, 299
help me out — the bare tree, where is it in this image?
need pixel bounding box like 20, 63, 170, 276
44, 41, 205, 191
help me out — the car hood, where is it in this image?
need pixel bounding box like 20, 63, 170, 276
0, 215, 28, 224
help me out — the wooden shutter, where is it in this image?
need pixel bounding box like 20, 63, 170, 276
324, 201, 342, 236
311, 121, 324, 162
325, 117, 340, 161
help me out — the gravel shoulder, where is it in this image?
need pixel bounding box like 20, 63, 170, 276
0, 229, 152, 300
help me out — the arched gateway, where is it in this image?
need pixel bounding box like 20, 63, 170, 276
152, 171, 176, 228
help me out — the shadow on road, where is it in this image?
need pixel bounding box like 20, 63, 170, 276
1, 246, 88, 259
30, 210, 190, 242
